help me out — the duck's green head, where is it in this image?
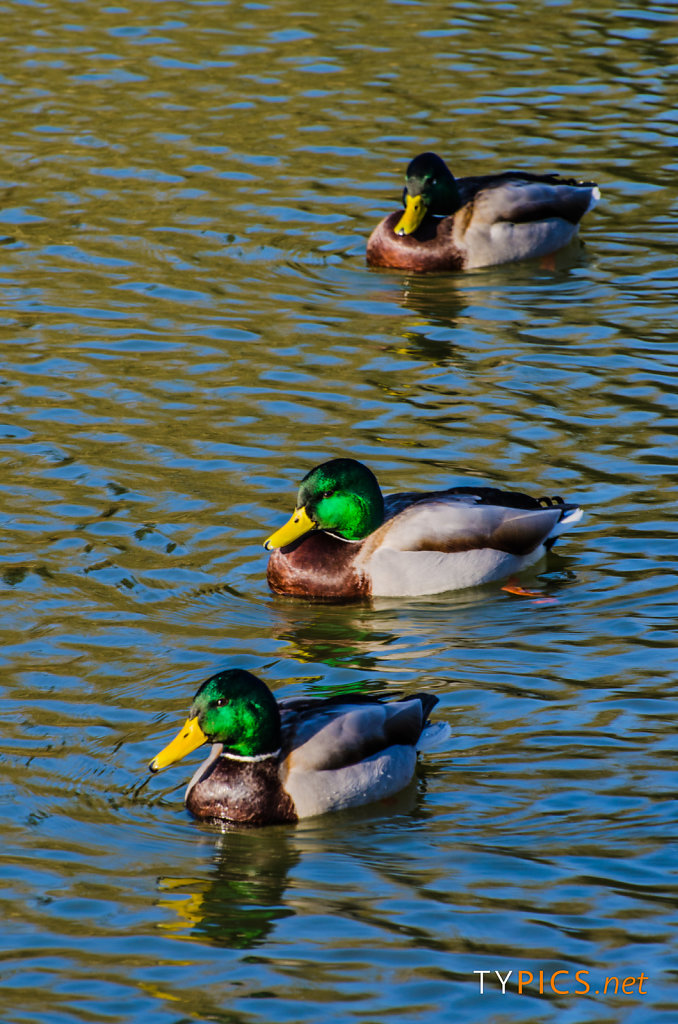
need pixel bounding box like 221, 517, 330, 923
264, 458, 385, 549
394, 152, 460, 236
149, 669, 282, 772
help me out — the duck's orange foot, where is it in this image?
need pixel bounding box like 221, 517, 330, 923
501, 582, 543, 597
501, 580, 557, 604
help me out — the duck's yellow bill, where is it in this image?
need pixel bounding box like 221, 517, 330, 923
149, 715, 208, 773
394, 193, 427, 236
264, 505, 315, 550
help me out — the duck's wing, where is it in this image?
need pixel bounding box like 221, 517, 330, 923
378, 489, 580, 557
280, 694, 437, 772
455, 172, 600, 268
458, 172, 599, 225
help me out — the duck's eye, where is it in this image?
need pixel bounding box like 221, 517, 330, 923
430, 177, 437, 186
322, 490, 334, 499
215, 698, 229, 707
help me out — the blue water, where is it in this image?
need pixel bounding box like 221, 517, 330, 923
0, 1, 676, 1022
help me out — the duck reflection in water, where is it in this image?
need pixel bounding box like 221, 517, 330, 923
155, 828, 298, 948
153, 784, 423, 949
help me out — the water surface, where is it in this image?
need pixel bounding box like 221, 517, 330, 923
1, 1, 677, 1022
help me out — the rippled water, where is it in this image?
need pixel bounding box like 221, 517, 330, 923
1, 1, 677, 1021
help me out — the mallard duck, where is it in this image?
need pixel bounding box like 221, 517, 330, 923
264, 458, 582, 600
149, 668, 442, 825
366, 151, 600, 272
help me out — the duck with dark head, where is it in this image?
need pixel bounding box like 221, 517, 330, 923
264, 457, 583, 601
366, 151, 600, 272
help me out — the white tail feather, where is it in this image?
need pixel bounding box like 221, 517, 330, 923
417, 721, 452, 753
549, 506, 583, 539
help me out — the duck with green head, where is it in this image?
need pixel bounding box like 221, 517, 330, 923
149, 668, 442, 825
264, 457, 583, 600
366, 151, 600, 272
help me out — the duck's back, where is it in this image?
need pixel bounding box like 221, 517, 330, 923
280, 693, 437, 767
457, 170, 598, 222
278, 694, 437, 818
358, 485, 581, 597
456, 172, 600, 268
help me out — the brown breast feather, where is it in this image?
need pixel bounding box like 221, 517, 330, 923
186, 756, 297, 825
366, 212, 464, 272
267, 531, 369, 601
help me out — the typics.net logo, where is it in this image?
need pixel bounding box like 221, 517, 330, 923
474, 969, 649, 997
